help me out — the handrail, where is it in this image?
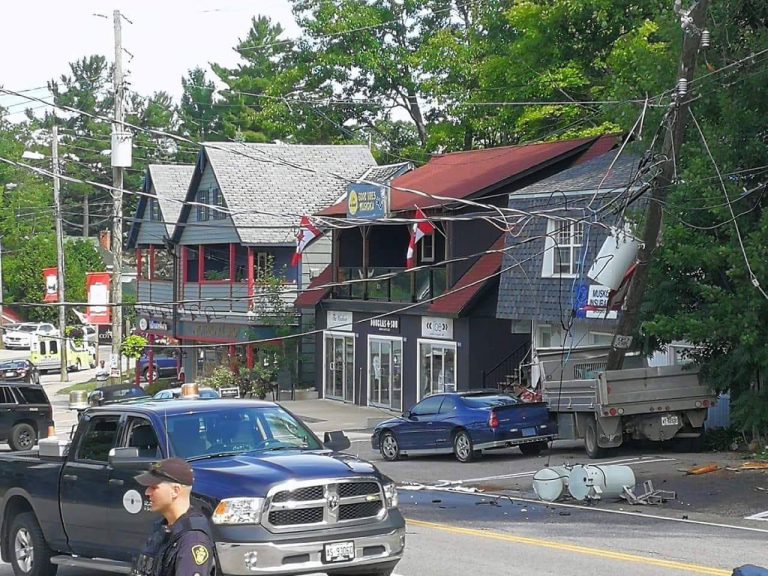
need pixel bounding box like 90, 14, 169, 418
481, 342, 531, 389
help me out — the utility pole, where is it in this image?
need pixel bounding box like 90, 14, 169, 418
607, 0, 709, 370
110, 9, 125, 382
52, 125, 68, 381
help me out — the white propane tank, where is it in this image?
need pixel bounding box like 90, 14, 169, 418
587, 227, 641, 290
532, 466, 571, 502
568, 465, 636, 501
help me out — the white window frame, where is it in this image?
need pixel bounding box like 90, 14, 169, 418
420, 234, 435, 263
416, 338, 457, 401
255, 252, 269, 279
322, 331, 356, 403
366, 334, 404, 412
212, 188, 226, 220
196, 189, 210, 221
542, 219, 585, 277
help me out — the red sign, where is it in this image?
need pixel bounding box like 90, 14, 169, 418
85, 272, 111, 325
43, 268, 58, 302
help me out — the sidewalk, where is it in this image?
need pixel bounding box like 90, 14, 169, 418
279, 399, 400, 435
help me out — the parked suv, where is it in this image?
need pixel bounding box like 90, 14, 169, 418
136, 347, 179, 381
2, 322, 58, 349
0, 382, 52, 450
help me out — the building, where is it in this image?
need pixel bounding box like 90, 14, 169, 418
306, 135, 618, 409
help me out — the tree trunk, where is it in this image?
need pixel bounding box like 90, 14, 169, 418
83, 191, 89, 237
406, 89, 428, 147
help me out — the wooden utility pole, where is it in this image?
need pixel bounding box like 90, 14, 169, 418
110, 9, 125, 382
607, 0, 709, 370
52, 125, 68, 381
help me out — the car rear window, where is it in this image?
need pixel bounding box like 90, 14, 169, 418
18, 326, 38, 332
15, 387, 49, 404
460, 394, 519, 408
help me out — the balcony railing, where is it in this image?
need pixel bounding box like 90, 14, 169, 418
333, 267, 446, 303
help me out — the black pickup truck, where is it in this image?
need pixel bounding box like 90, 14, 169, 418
0, 399, 405, 576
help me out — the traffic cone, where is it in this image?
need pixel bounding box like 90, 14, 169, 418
47, 424, 57, 438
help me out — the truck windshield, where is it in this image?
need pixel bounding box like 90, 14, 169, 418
165, 406, 322, 459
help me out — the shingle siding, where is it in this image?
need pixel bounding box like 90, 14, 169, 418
496, 153, 647, 328
180, 163, 240, 245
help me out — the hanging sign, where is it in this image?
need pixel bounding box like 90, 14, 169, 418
43, 268, 58, 302
85, 272, 112, 325
346, 182, 389, 219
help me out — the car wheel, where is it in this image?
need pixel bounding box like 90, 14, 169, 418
9, 512, 57, 576
9, 423, 36, 451
584, 418, 606, 459
379, 431, 400, 461
453, 430, 475, 463
519, 441, 548, 456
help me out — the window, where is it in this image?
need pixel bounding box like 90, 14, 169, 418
196, 189, 210, 221
138, 249, 150, 280
203, 244, 231, 281
126, 418, 161, 458
212, 188, 226, 220
16, 387, 48, 404
0, 386, 16, 404
255, 252, 270, 280
77, 416, 120, 462
438, 396, 458, 413
186, 247, 200, 282
153, 248, 173, 281
411, 395, 444, 416
544, 220, 585, 276
235, 245, 249, 282
420, 234, 435, 262
148, 198, 161, 221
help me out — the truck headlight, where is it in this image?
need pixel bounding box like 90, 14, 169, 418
383, 482, 398, 509
212, 498, 265, 525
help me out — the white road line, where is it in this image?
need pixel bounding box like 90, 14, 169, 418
744, 511, 768, 521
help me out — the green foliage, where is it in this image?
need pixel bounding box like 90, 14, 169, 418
201, 366, 240, 390
702, 426, 741, 453
731, 391, 768, 444
65, 326, 84, 346
120, 334, 148, 361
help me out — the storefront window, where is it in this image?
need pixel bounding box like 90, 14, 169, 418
418, 340, 457, 398
369, 337, 402, 411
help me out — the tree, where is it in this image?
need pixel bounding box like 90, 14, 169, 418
179, 67, 223, 145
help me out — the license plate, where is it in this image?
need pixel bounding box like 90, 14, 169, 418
5, 371, 15, 377
323, 541, 355, 563
522, 427, 537, 437
661, 415, 679, 426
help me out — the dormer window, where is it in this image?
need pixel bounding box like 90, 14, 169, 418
196, 189, 210, 221
212, 188, 226, 220
148, 198, 161, 221
543, 220, 585, 277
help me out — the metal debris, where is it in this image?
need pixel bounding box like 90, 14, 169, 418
622, 480, 677, 505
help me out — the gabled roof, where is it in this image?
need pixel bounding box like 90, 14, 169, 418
428, 234, 506, 317
294, 265, 333, 308
175, 143, 376, 245
127, 164, 194, 248
319, 136, 604, 216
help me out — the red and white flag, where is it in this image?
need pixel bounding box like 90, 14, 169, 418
292, 216, 323, 267
406, 207, 436, 269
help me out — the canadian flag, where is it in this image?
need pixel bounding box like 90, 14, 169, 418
406, 207, 436, 269
292, 216, 323, 267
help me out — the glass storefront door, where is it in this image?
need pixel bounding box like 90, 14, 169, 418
418, 340, 457, 399
324, 332, 355, 402
368, 337, 402, 411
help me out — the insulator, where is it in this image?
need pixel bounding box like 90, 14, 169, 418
677, 78, 688, 97
700, 29, 711, 49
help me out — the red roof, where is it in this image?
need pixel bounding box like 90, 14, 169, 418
294, 265, 333, 308
319, 136, 600, 216
428, 234, 506, 316
573, 133, 621, 165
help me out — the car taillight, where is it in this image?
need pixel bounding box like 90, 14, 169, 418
489, 411, 499, 430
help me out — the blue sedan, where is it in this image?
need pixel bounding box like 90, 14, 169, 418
371, 391, 557, 463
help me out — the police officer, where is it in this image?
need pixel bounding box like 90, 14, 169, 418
132, 458, 215, 576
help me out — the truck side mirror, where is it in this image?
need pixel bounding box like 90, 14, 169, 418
108, 447, 159, 470
323, 430, 351, 452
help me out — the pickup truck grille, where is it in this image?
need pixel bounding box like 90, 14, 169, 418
264, 478, 385, 533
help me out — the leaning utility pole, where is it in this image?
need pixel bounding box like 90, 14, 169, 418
52, 125, 68, 381
110, 9, 125, 382
607, 0, 709, 370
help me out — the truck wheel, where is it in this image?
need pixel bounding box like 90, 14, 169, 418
584, 418, 606, 459
380, 431, 400, 461
9, 512, 57, 576
520, 441, 548, 456
143, 367, 159, 382
453, 430, 475, 463
9, 423, 36, 451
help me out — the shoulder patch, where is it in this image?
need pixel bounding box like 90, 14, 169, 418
191, 544, 210, 566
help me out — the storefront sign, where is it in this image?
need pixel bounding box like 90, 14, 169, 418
85, 272, 111, 325
422, 316, 453, 339
346, 182, 388, 220
327, 310, 354, 331
574, 283, 618, 320
370, 317, 399, 333
138, 317, 170, 332
181, 321, 250, 343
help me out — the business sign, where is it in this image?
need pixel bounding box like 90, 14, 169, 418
422, 316, 453, 340
346, 182, 388, 220
43, 268, 58, 302
85, 272, 111, 325
138, 317, 170, 333
370, 317, 400, 333
327, 310, 354, 331
574, 283, 618, 320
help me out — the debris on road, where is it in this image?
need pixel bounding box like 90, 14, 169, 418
738, 462, 768, 471
686, 463, 720, 475
621, 480, 677, 505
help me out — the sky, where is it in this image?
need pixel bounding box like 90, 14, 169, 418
0, 0, 299, 121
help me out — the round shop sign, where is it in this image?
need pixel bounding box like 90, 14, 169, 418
123, 489, 144, 514
348, 190, 359, 215
138, 318, 148, 331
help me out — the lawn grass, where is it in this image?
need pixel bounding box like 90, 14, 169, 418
56, 368, 138, 395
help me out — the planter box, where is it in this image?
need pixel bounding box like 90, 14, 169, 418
277, 388, 318, 401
